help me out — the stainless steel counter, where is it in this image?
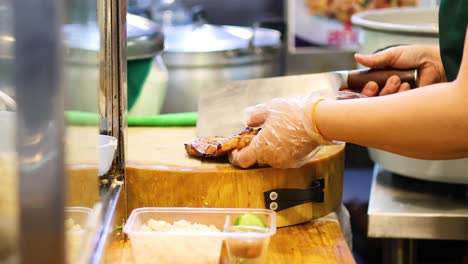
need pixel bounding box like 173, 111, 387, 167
368, 165, 468, 240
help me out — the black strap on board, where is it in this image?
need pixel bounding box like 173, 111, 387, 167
263, 178, 325, 212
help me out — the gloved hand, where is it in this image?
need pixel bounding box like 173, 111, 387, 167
355, 45, 446, 96
229, 90, 351, 169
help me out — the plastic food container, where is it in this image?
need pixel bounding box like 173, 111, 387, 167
124, 207, 277, 264
65, 207, 95, 264
98, 135, 118, 176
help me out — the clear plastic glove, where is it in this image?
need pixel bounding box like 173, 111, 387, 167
229, 90, 348, 169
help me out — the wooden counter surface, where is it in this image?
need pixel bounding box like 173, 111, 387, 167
108, 218, 355, 264
267, 220, 355, 263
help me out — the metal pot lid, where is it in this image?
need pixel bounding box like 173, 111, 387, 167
127, 13, 164, 59
164, 24, 280, 53
63, 13, 164, 62
351, 7, 438, 35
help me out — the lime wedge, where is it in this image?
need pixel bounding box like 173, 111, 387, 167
233, 213, 266, 228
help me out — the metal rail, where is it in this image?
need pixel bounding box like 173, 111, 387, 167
87, 0, 127, 263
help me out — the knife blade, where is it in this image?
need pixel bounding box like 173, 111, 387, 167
196, 68, 417, 137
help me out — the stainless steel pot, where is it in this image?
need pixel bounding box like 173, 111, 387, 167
352, 7, 439, 55
352, 7, 468, 184
161, 23, 282, 113
64, 14, 167, 116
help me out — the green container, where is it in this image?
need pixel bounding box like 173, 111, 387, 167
127, 14, 167, 116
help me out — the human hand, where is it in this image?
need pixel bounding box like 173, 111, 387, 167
229, 91, 336, 169
355, 45, 446, 96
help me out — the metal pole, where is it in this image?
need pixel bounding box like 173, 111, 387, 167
98, 0, 127, 188
87, 0, 127, 262
13, 0, 65, 263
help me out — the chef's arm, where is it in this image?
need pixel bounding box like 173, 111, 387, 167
315, 29, 468, 160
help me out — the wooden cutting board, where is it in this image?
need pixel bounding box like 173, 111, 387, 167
126, 127, 345, 227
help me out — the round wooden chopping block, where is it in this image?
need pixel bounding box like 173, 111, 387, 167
126, 127, 345, 227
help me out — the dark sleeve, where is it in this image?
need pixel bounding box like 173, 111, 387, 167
439, 0, 468, 81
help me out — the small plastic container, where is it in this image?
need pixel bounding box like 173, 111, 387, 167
124, 207, 276, 264
65, 207, 95, 264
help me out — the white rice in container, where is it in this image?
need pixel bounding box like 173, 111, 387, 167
66, 218, 86, 264
130, 219, 223, 264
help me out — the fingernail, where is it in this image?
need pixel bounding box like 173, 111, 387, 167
400, 82, 411, 92
391, 76, 401, 86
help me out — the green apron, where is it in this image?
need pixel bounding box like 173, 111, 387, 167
127, 58, 153, 111
439, 0, 468, 81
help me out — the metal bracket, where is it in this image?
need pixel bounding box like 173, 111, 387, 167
263, 178, 325, 212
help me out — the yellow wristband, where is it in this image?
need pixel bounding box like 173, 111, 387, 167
311, 98, 325, 137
